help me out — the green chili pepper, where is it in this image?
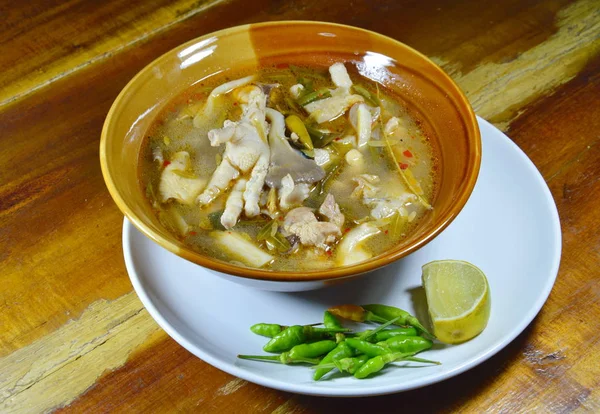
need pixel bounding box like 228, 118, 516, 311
328, 304, 389, 324
263, 325, 349, 353
345, 338, 388, 357
284, 96, 307, 116
332, 354, 371, 374
297, 88, 332, 106
354, 352, 440, 379
314, 355, 371, 375
313, 341, 354, 380
289, 340, 337, 359
373, 327, 419, 342
354, 352, 407, 379
305, 125, 338, 148
323, 311, 343, 330
250, 323, 287, 338
297, 77, 314, 92
285, 115, 314, 150
240, 340, 336, 365
250, 322, 322, 338
362, 304, 435, 339
351, 84, 380, 107
380, 335, 433, 354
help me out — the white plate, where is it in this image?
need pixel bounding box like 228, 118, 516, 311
123, 117, 561, 396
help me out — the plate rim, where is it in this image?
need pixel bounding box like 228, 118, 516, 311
123, 116, 562, 396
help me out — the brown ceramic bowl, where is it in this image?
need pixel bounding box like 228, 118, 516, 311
101, 21, 481, 290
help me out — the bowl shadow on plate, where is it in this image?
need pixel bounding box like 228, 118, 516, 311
406, 286, 449, 350
296, 320, 537, 407
319, 363, 434, 382
279, 258, 414, 307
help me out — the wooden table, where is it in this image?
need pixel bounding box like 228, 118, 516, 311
1, 0, 599, 412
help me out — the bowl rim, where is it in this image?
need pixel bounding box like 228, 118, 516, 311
100, 20, 481, 282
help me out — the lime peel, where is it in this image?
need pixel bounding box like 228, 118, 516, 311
422, 260, 491, 344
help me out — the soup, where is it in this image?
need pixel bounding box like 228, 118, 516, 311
139, 62, 438, 271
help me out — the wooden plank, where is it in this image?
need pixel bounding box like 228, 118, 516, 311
0, 294, 162, 412
0, 0, 224, 107
54, 336, 289, 413
2, 0, 591, 111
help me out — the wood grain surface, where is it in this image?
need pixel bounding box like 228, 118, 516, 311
1, 0, 599, 412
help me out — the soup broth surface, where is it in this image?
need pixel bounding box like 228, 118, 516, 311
140, 62, 438, 271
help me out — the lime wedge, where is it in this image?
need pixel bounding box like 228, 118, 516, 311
422, 260, 491, 344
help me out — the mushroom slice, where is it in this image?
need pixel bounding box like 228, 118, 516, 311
264, 108, 325, 188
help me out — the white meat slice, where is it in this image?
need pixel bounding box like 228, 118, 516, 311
279, 174, 310, 210
351, 174, 380, 199
283, 207, 317, 227
349, 103, 372, 147
384, 116, 408, 138
336, 222, 381, 266
349, 103, 381, 131
221, 178, 248, 229
365, 195, 416, 220
319, 193, 345, 228
329, 62, 353, 89
352, 173, 418, 219
304, 87, 364, 124
159, 151, 206, 205
283, 207, 341, 249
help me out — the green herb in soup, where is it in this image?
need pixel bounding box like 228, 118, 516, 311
139, 62, 438, 270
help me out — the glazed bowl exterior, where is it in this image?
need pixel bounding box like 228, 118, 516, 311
101, 21, 481, 290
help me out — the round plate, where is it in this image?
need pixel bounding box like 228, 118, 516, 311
123, 117, 561, 396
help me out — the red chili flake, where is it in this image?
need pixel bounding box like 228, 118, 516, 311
334, 137, 341, 141
163, 160, 171, 168
403, 150, 413, 158
326, 250, 333, 256
344, 228, 351, 233
276, 63, 289, 69
189, 231, 197, 236
384, 230, 389, 235
278, 216, 284, 221
399, 162, 409, 170
233, 102, 238, 106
